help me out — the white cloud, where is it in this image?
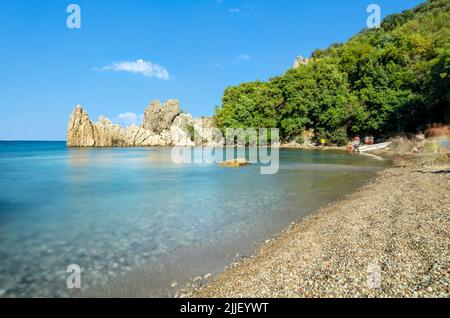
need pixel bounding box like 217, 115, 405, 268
117, 112, 138, 126
210, 60, 224, 67
238, 54, 251, 61
210, 55, 251, 68
99, 59, 170, 80
229, 7, 249, 16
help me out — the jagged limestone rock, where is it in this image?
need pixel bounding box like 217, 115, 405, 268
293, 55, 310, 69
193, 117, 223, 146
170, 113, 195, 146
93, 116, 122, 147
142, 99, 181, 134
67, 106, 96, 147
66, 102, 219, 147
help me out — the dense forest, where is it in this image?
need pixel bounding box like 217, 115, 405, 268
213, 0, 450, 145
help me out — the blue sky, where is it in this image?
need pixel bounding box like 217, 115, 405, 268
0, 0, 424, 140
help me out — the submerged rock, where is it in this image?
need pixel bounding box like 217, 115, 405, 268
221, 158, 250, 167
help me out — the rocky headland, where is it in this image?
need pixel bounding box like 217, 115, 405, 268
67, 100, 219, 147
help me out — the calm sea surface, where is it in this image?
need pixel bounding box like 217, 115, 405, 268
0, 141, 387, 297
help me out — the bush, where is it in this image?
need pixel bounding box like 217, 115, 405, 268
315, 127, 349, 146
296, 135, 305, 145
186, 124, 195, 142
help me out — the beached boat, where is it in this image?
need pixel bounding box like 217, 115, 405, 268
358, 142, 391, 153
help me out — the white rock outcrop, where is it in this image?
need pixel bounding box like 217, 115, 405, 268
142, 99, 181, 134
170, 113, 195, 146
66, 101, 220, 147
293, 55, 310, 68
67, 106, 96, 147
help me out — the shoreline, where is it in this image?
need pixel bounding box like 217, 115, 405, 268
183, 154, 449, 298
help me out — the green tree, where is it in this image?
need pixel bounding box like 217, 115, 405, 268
213, 0, 450, 144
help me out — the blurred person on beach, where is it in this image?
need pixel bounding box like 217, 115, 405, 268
347, 136, 361, 153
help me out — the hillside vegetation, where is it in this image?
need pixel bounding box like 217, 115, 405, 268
213, 0, 450, 145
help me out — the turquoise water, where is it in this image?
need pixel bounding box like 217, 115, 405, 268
0, 141, 387, 297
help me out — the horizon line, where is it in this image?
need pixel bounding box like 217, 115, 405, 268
0, 140, 66, 142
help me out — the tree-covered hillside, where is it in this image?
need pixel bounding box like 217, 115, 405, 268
213, 0, 450, 145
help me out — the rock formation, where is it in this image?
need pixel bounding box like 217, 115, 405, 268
142, 99, 181, 133
66, 100, 221, 147
67, 106, 96, 147
293, 55, 310, 68
220, 158, 250, 167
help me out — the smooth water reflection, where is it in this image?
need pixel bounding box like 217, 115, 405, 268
0, 141, 387, 297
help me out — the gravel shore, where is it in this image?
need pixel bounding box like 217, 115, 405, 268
186, 155, 449, 298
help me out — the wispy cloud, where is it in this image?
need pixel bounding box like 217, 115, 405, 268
229, 7, 250, 16
116, 112, 140, 126
238, 54, 251, 61
210, 54, 251, 68
97, 59, 170, 80
217, 0, 253, 15
210, 59, 225, 67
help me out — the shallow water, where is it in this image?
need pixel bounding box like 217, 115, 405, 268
0, 141, 387, 297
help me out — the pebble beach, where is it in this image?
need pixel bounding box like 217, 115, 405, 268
186, 155, 450, 298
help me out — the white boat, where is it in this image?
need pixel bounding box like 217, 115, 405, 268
358, 142, 391, 153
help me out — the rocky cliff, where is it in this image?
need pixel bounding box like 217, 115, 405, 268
66, 100, 219, 147
293, 55, 310, 68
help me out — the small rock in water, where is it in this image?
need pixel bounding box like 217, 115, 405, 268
171, 281, 178, 288
193, 276, 202, 282
204, 273, 212, 279
221, 158, 249, 168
